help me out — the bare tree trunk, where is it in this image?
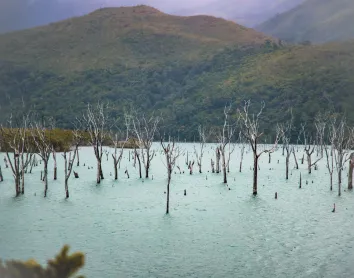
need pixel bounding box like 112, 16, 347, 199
64, 156, 69, 198
216, 148, 220, 173
307, 154, 312, 174
100, 164, 104, 180
97, 161, 101, 184
348, 159, 354, 190
145, 158, 150, 179
136, 151, 142, 179
44, 161, 48, 197
76, 148, 80, 166
330, 174, 333, 191
286, 153, 290, 180
65, 178, 69, 198
239, 147, 244, 173
53, 152, 57, 180
21, 158, 25, 194
211, 159, 215, 173
54, 165, 57, 180
338, 168, 342, 196
166, 169, 171, 214
293, 150, 299, 169
114, 162, 118, 180
253, 154, 258, 195
268, 152, 271, 164
221, 150, 227, 184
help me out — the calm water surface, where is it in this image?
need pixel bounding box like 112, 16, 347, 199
0, 144, 353, 278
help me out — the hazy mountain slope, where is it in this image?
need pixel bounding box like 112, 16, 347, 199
0, 0, 304, 33
0, 6, 353, 139
257, 0, 354, 43
0, 6, 272, 72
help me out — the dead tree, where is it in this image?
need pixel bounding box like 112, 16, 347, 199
238, 132, 246, 173
81, 103, 107, 184
332, 117, 353, 196
131, 112, 160, 179
0, 114, 34, 196
216, 105, 235, 183
215, 147, 221, 173
161, 139, 182, 214
63, 150, 76, 198
0, 117, 21, 196
277, 109, 294, 180
31, 120, 52, 197
324, 116, 336, 191
52, 147, 57, 180
62, 128, 82, 198
134, 146, 142, 178
19, 117, 33, 194
300, 123, 323, 174
238, 100, 281, 195
111, 117, 129, 180
193, 125, 209, 174
348, 153, 354, 190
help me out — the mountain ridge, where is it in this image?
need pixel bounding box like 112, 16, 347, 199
0, 6, 353, 139
256, 0, 354, 43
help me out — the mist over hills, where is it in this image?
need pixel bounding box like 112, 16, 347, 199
257, 0, 354, 43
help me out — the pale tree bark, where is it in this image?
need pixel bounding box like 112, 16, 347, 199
81, 103, 107, 184
332, 117, 353, 196
110, 116, 129, 180
62, 128, 84, 198
31, 119, 52, 197
238, 132, 246, 173
52, 148, 57, 180
215, 147, 220, 173
161, 139, 183, 214
300, 122, 323, 174
130, 111, 160, 179
348, 153, 354, 190
216, 104, 235, 184
277, 109, 294, 180
63, 150, 77, 199
324, 116, 336, 191
0, 114, 32, 196
238, 100, 282, 195
193, 125, 209, 174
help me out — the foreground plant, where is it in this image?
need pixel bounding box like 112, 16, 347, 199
0, 245, 85, 278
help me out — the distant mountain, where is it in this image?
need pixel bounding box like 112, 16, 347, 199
184, 0, 304, 27
0, 6, 353, 139
0, 5, 272, 71
256, 0, 354, 43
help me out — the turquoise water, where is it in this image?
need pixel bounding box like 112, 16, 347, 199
0, 144, 353, 277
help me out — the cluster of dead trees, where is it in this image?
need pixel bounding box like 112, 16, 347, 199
0, 101, 353, 214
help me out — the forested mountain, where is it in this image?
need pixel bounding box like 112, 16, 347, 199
256, 0, 354, 43
0, 5, 353, 140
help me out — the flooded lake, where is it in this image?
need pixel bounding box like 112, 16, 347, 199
0, 143, 353, 277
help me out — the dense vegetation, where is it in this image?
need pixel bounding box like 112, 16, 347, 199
0, 245, 84, 278
257, 0, 354, 43
0, 6, 353, 140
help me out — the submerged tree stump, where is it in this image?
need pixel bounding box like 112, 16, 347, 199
348, 153, 354, 190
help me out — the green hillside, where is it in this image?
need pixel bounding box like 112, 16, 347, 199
0, 5, 353, 140
256, 0, 354, 43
